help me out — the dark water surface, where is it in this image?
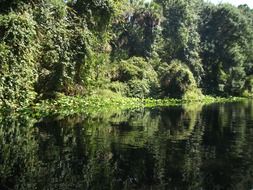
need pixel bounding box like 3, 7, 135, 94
1, 101, 253, 190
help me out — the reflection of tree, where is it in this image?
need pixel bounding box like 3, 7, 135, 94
157, 103, 203, 140
0, 114, 40, 190
201, 101, 253, 189
1, 101, 253, 189
149, 103, 204, 189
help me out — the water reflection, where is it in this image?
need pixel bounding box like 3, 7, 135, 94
1, 101, 253, 189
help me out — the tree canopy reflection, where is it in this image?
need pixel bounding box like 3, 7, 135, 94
0, 101, 253, 189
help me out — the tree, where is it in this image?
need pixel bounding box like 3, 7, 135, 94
110, 1, 162, 59
67, 0, 114, 32
200, 3, 253, 95
158, 0, 204, 84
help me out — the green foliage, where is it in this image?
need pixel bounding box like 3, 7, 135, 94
33, 0, 95, 96
111, 57, 159, 98
200, 3, 253, 95
159, 60, 202, 98
0, 12, 39, 107
106, 81, 129, 96
127, 79, 150, 98
10, 94, 245, 119
117, 60, 144, 82
244, 75, 253, 95
159, 0, 204, 83
1, 0, 253, 108
0, 0, 29, 13
227, 67, 246, 95
68, 0, 114, 32
111, 1, 162, 59
0, 0, 115, 105
117, 57, 157, 83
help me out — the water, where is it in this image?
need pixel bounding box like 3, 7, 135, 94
1, 101, 253, 190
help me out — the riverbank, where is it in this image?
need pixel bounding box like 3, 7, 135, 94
3, 95, 244, 118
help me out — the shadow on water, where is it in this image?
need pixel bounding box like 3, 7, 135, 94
1, 101, 253, 189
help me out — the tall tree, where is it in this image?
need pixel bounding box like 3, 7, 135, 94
67, 0, 114, 32
111, 0, 162, 59
200, 3, 253, 95
157, 0, 204, 84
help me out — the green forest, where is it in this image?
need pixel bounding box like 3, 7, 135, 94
2, 1, 253, 189
1, 0, 253, 108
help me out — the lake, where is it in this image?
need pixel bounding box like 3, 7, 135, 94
1, 101, 253, 190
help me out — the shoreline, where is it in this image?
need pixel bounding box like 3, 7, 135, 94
2, 95, 245, 118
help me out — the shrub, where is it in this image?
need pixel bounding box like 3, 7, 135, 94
226, 67, 246, 95
159, 60, 202, 98
117, 61, 143, 82
107, 81, 129, 96
92, 89, 122, 99
115, 57, 157, 83
127, 79, 150, 98
111, 57, 159, 97
242, 75, 253, 97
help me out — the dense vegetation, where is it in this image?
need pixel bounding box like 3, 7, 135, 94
1, 0, 253, 108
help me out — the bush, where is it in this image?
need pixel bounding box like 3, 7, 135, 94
182, 88, 203, 100
107, 82, 129, 96
226, 67, 246, 95
116, 57, 157, 82
111, 57, 159, 98
127, 79, 150, 98
242, 75, 253, 97
92, 89, 122, 99
117, 61, 143, 82
159, 60, 202, 98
